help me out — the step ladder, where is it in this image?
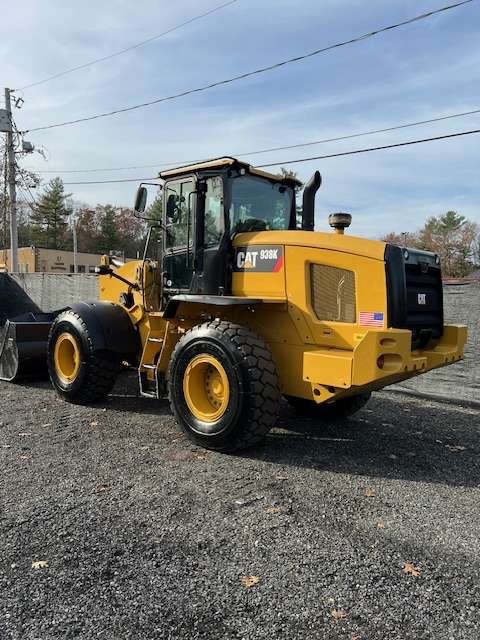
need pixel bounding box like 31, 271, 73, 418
138, 327, 165, 399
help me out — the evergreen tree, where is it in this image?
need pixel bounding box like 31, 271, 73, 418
147, 193, 163, 224
30, 177, 72, 249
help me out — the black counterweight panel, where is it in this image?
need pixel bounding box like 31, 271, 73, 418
385, 244, 444, 348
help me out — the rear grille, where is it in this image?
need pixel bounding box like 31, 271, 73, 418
385, 245, 443, 348
310, 264, 356, 323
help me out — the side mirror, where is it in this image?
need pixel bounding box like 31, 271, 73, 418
134, 186, 148, 213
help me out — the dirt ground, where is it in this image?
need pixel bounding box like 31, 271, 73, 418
1, 373, 479, 640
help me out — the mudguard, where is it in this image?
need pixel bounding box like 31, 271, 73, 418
67, 301, 140, 358
0, 302, 139, 383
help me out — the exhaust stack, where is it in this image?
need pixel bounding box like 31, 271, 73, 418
328, 212, 352, 234
301, 171, 322, 231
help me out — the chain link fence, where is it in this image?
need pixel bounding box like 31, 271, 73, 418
10, 273, 99, 312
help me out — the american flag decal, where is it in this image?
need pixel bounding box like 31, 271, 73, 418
359, 311, 384, 327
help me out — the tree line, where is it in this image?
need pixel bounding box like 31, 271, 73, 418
382, 211, 479, 278
1, 177, 147, 258
1, 175, 478, 277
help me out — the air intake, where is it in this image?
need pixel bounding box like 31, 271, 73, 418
328, 213, 352, 234
310, 264, 356, 323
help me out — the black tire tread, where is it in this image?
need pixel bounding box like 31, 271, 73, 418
48, 310, 120, 404
168, 320, 280, 451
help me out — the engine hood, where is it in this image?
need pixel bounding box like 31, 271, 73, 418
233, 230, 387, 261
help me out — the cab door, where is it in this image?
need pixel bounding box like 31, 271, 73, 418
163, 178, 195, 296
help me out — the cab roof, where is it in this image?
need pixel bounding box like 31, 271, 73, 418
158, 156, 302, 187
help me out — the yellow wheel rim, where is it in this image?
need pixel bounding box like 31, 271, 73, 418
54, 332, 81, 383
183, 354, 230, 422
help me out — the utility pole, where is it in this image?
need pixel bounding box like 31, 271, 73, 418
4, 88, 18, 272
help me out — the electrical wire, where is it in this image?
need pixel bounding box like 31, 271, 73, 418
63, 176, 159, 185
15, 162, 39, 208
17, 188, 37, 213
33, 160, 189, 174
257, 127, 480, 168
20, 181, 38, 207
29, 106, 480, 174
25, 0, 476, 134
18, 0, 240, 91
60, 127, 480, 184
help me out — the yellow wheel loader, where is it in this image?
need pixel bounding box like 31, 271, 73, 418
1, 157, 467, 451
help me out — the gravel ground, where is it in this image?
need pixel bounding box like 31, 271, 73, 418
1, 374, 480, 639
397, 283, 479, 403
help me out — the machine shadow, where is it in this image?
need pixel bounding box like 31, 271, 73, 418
16, 372, 172, 418
19, 373, 480, 488
103, 371, 172, 417
248, 394, 480, 488
104, 394, 171, 417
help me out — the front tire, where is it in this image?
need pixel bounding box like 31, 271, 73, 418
47, 310, 120, 404
167, 321, 280, 452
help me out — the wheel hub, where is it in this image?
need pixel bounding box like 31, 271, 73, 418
54, 332, 81, 383
183, 354, 230, 422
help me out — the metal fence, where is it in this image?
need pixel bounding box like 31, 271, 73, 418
11, 273, 99, 311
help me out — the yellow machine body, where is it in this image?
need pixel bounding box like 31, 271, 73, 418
98, 229, 466, 405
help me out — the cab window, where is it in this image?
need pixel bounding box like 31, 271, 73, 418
165, 180, 194, 249
229, 175, 293, 232
204, 176, 224, 247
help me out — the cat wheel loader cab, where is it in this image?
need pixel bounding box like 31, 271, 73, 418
10, 156, 467, 453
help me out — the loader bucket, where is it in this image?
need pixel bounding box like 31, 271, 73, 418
0, 272, 42, 324
0, 312, 57, 382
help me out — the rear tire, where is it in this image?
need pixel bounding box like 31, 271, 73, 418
47, 310, 120, 404
167, 320, 280, 452
286, 392, 371, 420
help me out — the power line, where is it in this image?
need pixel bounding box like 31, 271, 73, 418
60, 127, 480, 184
257, 128, 480, 168
33, 160, 188, 174
15, 162, 39, 208
30, 106, 480, 174
26, 0, 476, 134
18, 0, 240, 91
17, 188, 37, 213
64, 176, 159, 185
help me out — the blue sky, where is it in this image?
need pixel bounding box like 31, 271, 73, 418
1, 0, 479, 237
